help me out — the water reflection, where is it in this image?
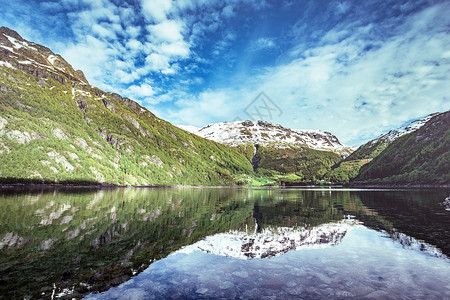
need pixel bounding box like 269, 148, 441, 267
0, 187, 449, 299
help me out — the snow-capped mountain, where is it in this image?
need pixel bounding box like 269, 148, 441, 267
370, 113, 438, 145
178, 120, 350, 154
177, 220, 359, 259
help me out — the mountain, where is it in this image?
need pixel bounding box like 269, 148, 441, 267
354, 111, 449, 185
178, 120, 353, 183
325, 113, 439, 183
178, 120, 350, 154
0, 27, 253, 185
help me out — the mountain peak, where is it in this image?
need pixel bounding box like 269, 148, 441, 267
178, 120, 350, 155
373, 112, 439, 144
0, 26, 89, 85
0, 27, 23, 41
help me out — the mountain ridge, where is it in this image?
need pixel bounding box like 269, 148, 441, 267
0, 26, 253, 186
326, 111, 448, 183
355, 111, 449, 184
177, 120, 352, 156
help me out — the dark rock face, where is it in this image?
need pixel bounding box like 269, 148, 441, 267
0, 26, 88, 85
98, 130, 120, 148
0, 27, 22, 40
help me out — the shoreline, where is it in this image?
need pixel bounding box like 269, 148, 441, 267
0, 182, 449, 191
348, 183, 450, 189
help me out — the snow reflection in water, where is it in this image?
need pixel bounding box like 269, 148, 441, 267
85, 220, 450, 300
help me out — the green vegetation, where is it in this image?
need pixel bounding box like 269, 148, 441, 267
355, 112, 450, 184
324, 159, 372, 183
252, 144, 342, 184
322, 134, 393, 183
0, 65, 253, 185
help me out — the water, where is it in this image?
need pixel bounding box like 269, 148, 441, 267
0, 187, 449, 299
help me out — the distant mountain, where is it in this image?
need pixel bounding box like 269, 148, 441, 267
178, 120, 353, 183
178, 120, 350, 154
0, 27, 252, 185
326, 113, 440, 183
355, 111, 449, 185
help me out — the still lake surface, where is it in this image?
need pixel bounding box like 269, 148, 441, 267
0, 187, 449, 299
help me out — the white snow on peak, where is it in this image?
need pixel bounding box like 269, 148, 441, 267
372, 113, 437, 144
177, 120, 349, 153
4, 35, 37, 51
177, 220, 359, 260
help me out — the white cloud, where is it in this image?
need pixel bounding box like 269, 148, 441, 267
126, 39, 143, 51
147, 20, 184, 43
157, 2, 450, 146
222, 5, 234, 17
125, 26, 141, 38
141, 0, 173, 22
125, 83, 156, 98
91, 23, 116, 40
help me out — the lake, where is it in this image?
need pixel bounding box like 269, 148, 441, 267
0, 187, 449, 299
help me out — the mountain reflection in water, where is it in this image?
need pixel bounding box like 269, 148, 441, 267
0, 187, 449, 299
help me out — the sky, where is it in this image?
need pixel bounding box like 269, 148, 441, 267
1, 0, 449, 146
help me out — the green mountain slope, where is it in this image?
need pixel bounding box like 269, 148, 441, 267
325, 113, 437, 183
0, 27, 253, 185
355, 111, 450, 184
252, 144, 342, 183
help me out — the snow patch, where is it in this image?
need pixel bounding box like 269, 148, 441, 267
0, 61, 14, 68
0, 44, 14, 52
48, 55, 57, 65
5, 35, 37, 51
18, 60, 32, 64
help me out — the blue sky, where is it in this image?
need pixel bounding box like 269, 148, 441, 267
1, 0, 449, 145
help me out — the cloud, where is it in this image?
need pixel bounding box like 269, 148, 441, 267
147, 20, 184, 43
125, 83, 156, 98
3, 0, 448, 146
157, 1, 450, 146
141, 0, 173, 22
247, 38, 277, 52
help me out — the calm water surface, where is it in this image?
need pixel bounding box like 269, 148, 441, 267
0, 187, 449, 299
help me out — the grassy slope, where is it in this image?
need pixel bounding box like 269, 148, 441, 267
324, 132, 394, 183
0, 66, 253, 185
355, 111, 450, 184
252, 144, 342, 184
